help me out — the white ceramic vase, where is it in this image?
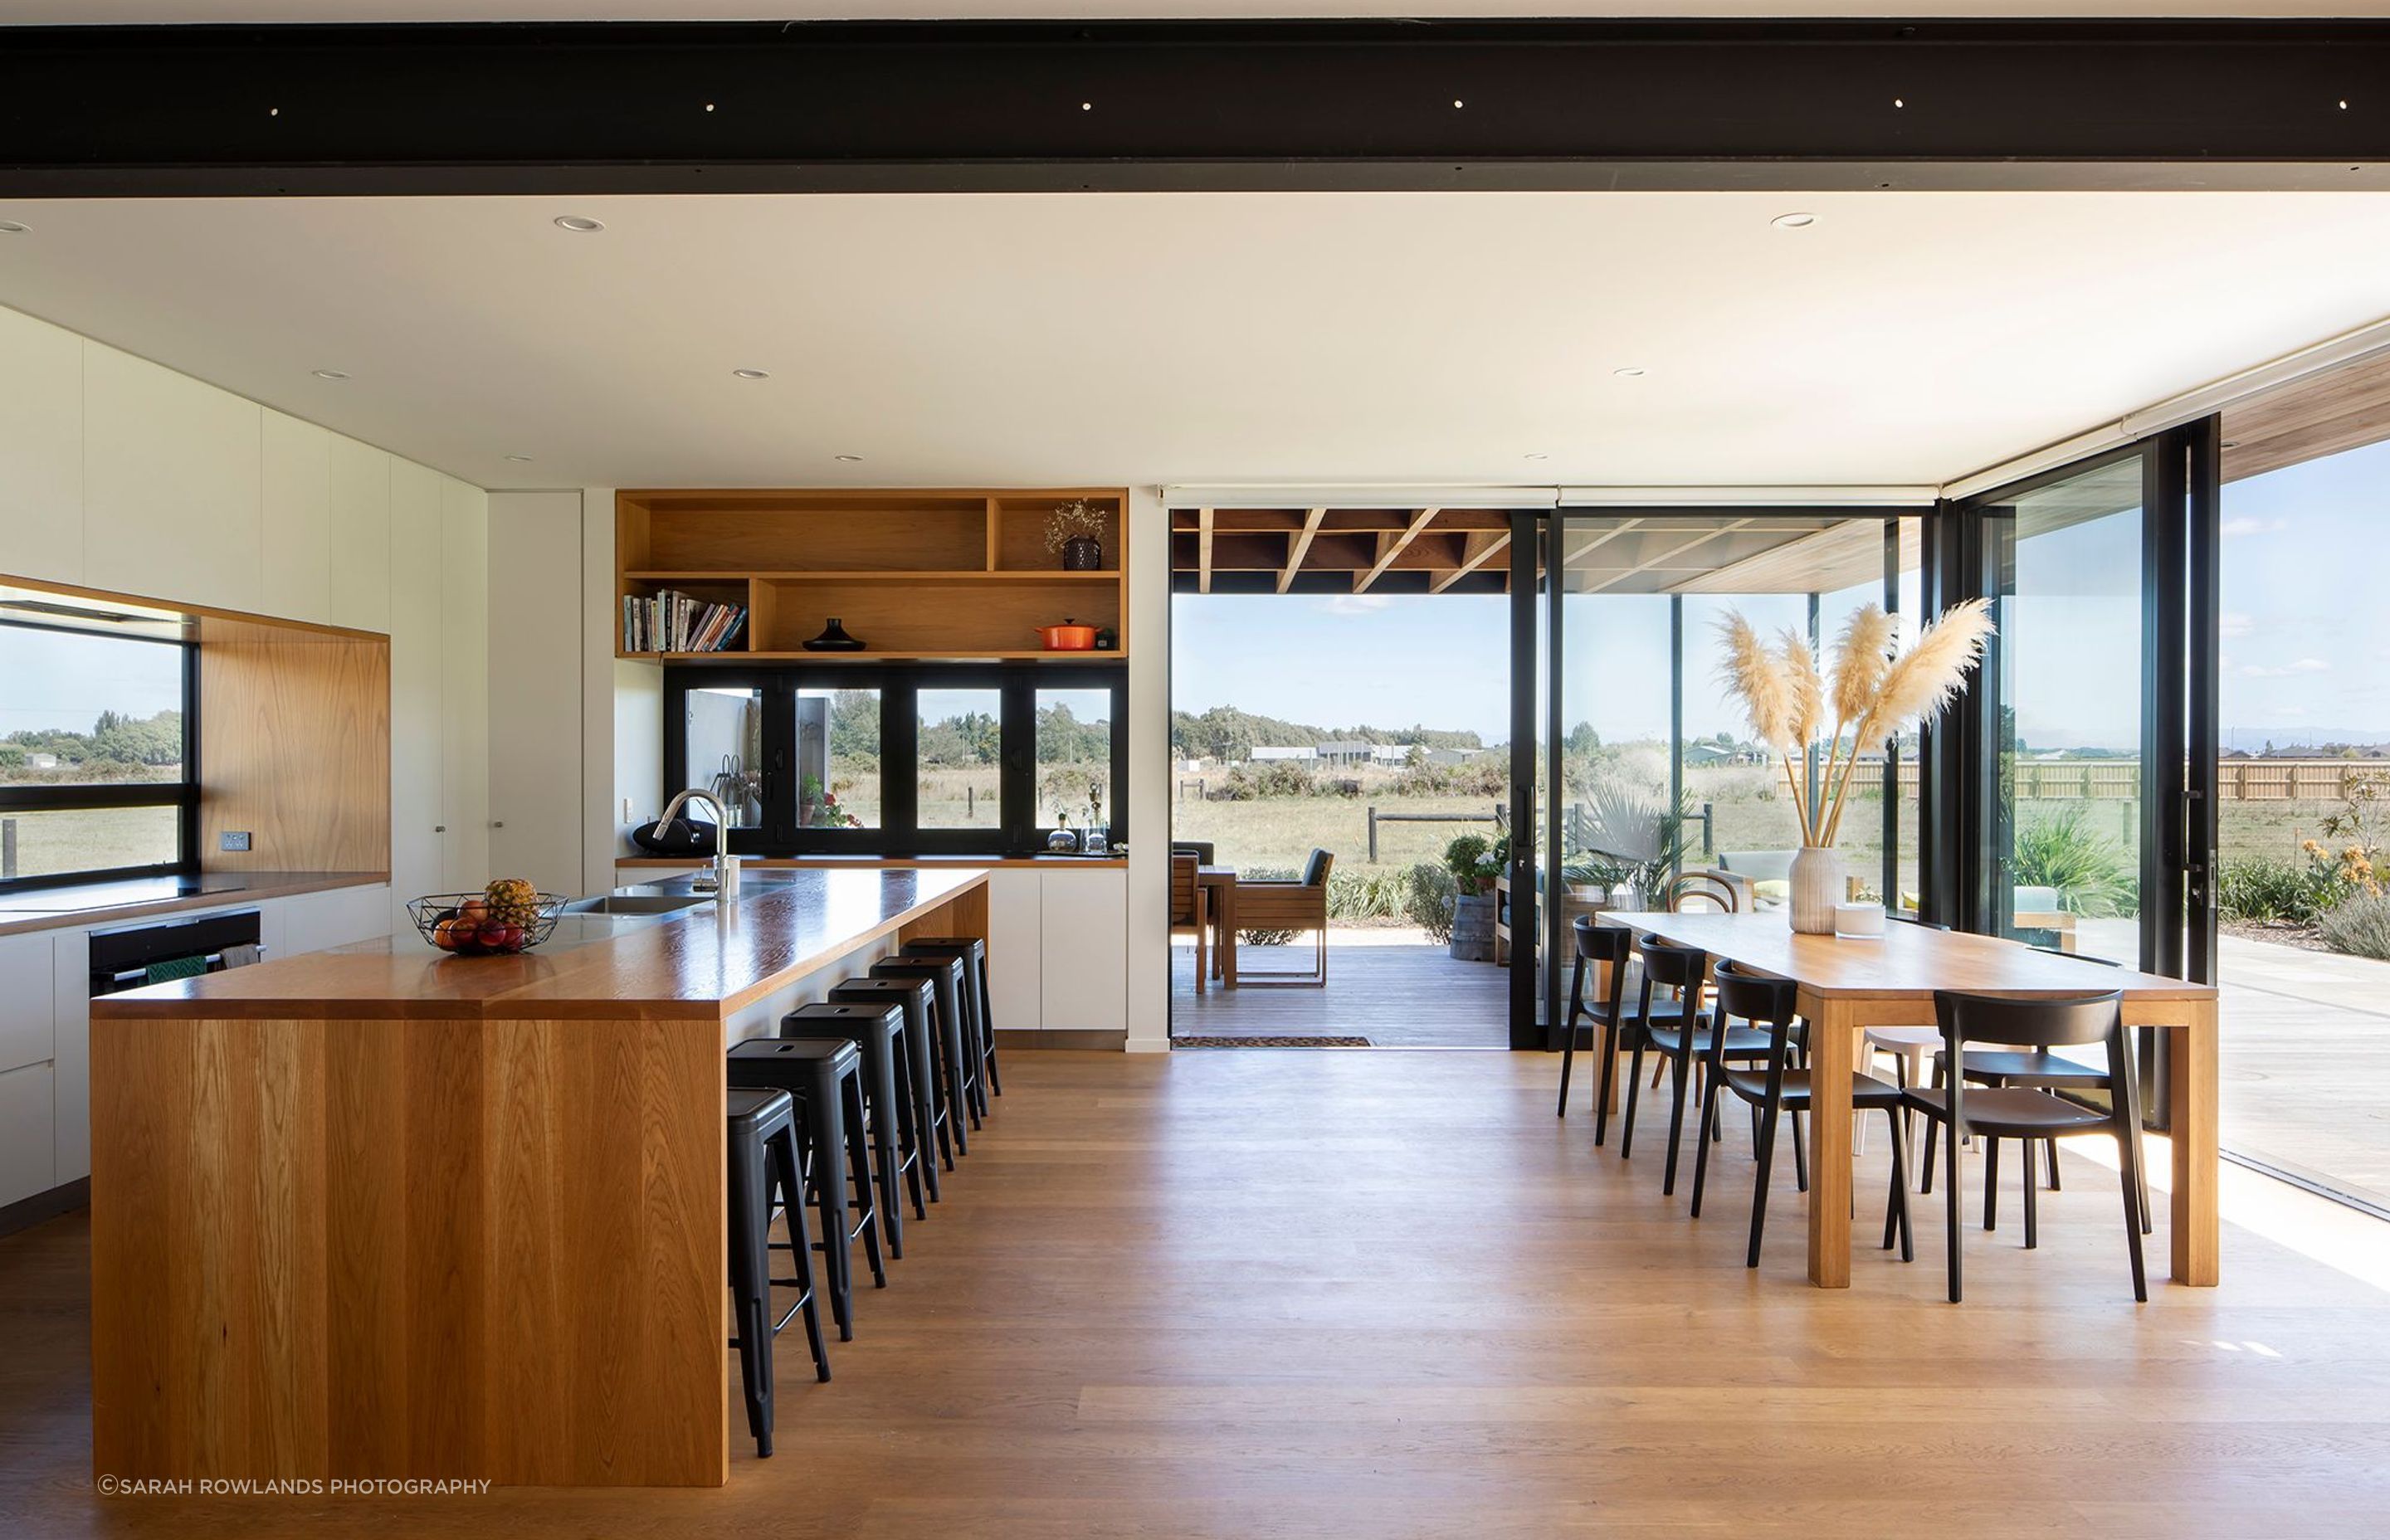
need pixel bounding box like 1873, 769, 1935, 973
1788, 846, 1845, 936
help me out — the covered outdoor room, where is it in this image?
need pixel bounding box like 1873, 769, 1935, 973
1166, 504, 1931, 1049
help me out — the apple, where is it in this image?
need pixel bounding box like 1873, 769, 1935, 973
458, 899, 491, 924
480, 924, 524, 953
432, 916, 474, 951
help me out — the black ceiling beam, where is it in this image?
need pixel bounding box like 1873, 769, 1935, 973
3, 19, 2388, 197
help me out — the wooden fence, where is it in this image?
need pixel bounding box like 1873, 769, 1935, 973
1846, 759, 2381, 801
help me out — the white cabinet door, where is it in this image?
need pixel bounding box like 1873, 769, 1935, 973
260, 409, 332, 625
1039, 868, 1129, 1032
0, 1063, 56, 1209
486, 493, 582, 894
0, 932, 53, 1075
280, 885, 392, 956
983, 870, 1042, 1032
82, 343, 263, 613
328, 436, 392, 633
0, 305, 85, 586
51, 939, 85, 1185
440, 478, 490, 891
388, 459, 444, 922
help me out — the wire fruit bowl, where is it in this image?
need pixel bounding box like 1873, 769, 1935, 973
406, 893, 567, 956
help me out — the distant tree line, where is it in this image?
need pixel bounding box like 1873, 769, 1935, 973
0, 709, 183, 775
1171, 705, 1487, 763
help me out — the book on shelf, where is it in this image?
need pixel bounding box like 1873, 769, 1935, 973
622, 589, 749, 654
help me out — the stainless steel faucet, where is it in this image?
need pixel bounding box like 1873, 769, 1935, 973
658, 787, 740, 898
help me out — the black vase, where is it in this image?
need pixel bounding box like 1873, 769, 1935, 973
1061, 536, 1103, 572
804, 616, 866, 651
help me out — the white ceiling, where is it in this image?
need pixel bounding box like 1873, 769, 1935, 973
0, 191, 2388, 492
8, 2, 2390, 20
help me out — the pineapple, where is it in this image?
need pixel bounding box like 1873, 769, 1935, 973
484, 877, 542, 928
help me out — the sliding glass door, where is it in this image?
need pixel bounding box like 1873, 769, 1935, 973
1951, 425, 2218, 987
1973, 452, 2153, 966
1525, 509, 1921, 1045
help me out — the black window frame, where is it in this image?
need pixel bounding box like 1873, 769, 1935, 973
0, 616, 200, 894
662, 662, 1126, 857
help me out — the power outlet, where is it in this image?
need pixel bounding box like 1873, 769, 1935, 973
220, 831, 252, 853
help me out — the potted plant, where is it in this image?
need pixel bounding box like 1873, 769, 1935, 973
1046, 500, 1109, 571
800, 773, 861, 829
1716, 597, 1993, 933
1572, 777, 1690, 909
1444, 831, 1501, 960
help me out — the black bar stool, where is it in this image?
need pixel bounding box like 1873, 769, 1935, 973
871, 955, 983, 1131
829, 975, 954, 1176
727, 1086, 828, 1457
784, 1000, 927, 1259
729, 1037, 885, 1342
903, 937, 1000, 1100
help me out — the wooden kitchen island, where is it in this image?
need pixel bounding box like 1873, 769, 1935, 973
88, 867, 989, 1489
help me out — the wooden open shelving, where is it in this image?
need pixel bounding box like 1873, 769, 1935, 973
616, 488, 1129, 663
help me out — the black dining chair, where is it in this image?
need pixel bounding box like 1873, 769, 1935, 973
1691, 960, 1913, 1267
1555, 916, 1686, 1135
1905, 988, 2149, 1303
1919, 948, 2152, 1235
1632, 938, 1783, 1198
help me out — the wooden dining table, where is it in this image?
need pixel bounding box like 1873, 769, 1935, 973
1197, 865, 1239, 988
1595, 910, 2222, 1290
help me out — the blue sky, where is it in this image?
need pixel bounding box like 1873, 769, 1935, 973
2217, 436, 2390, 747
0, 627, 182, 738
1174, 442, 2390, 754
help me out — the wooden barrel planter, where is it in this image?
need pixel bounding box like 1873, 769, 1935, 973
1450, 892, 1497, 961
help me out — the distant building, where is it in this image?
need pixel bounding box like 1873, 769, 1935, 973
1249, 741, 1480, 768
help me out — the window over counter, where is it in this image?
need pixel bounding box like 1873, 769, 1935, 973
0, 609, 198, 890
661, 664, 1126, 856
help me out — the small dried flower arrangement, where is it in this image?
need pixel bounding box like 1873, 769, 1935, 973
1044, 500, 1109, 556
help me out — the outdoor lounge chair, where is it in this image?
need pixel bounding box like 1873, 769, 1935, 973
1171, 852, 1210, 994
1232, 848, 1334, 987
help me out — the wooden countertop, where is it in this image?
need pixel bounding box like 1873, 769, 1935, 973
0, 870, 386, 938
1597, 909, 2218, 1001
90, 867, 987, 1022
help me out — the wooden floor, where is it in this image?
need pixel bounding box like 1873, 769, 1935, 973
1170, 931, 1510, 1045
8, 1049, 2390, 1538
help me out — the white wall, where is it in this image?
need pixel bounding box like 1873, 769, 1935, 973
0, 300, 491, 925
1124, 486, 1171, 1052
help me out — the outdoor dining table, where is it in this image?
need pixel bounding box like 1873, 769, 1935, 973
1595, 910, 2222, 1289
1197, 865, 1239, 988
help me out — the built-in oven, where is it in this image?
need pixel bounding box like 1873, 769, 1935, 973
89, 910, 263, 997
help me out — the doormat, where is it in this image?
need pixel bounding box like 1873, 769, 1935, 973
1171, 1036, 1373, 1049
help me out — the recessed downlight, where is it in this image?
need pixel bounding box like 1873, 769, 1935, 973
1524, 452, 1549, 461
1771, 212, 1817, 229
503, 454, 534, 463
311, 368, 350, 381
0, 220, 27, 236
553, 215, 605, 233
834, 454, 863, 463
732, 368, 772, 381
1612, 367, 1647, 378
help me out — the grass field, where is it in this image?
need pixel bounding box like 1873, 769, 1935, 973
1170, 760, 2345, 908
0, 806, 179, 883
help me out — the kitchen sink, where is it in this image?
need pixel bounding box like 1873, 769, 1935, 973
562, 893, 715, 917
